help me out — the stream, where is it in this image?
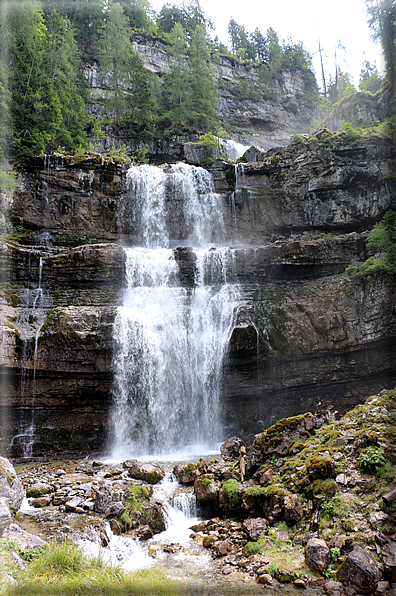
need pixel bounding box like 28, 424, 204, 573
16, 456, 326, 596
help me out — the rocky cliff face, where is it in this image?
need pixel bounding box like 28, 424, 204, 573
86, 34, 317, 151
1, 135, 395, 456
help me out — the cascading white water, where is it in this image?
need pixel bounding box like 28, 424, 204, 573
110, 164, 239, 458
12, 256, 46, 457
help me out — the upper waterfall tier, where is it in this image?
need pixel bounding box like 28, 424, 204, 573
120, 163, 225, 248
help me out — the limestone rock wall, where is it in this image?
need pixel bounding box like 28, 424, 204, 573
1, 137, 395, 456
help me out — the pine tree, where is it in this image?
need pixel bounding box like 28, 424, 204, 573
45, 10, 87, 150
187, 25, 218, 131
0, 1, 12, 164
99, 1, 153, 132
8, 0, 62, 156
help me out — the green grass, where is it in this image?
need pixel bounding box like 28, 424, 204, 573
6, 541, 182, 595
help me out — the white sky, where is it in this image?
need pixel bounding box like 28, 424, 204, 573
149, 0, 385, 89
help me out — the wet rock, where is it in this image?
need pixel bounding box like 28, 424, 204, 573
213, 539, 233, 557
26, 483, 53, 498
220, 437, 246, 461
108, 519, 121, 536
31, 496, 51, 508
123, 461, 165, 484
142, 502, 166, 534
137, 525, 152, 540
0, 457, 24, 513
242, 517, 267, 541
305, 538, 331, 573
173, 463, 200, 484
203, 535, 215, 548
336, 546, 383, 594
94, 481, 122, 513
293, 578, 307, 590
324, 579, 343, 595
382, 543, 396, 582
162, 543, 181, 553
148, 544, 159, 557
105, 502, 125, 518
194, 475, 220, 501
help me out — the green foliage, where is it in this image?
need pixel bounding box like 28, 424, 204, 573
320, 494, 351, 519
331, 547, 341, 562
366, 0, 396, 92
359, 60, 383, 93
8, 540, 181, 595
346, 210, 396, 281
99, 1, 154, 133
359, 446, 387, 475
222, 478, 241, 505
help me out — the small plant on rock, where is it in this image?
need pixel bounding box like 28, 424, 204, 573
359, 446, 387, 475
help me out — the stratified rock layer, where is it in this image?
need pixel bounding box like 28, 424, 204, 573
1, 136, 395, 455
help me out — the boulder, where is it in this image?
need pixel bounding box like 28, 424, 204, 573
304, 538, 331, 573
336, 546, 383, 594
382, 543, 396, 582
105, 502, 125, 519
220, 437, 246, 461
213, 539, 233, 557
0, 457, 24, 513
242, 517, 267, 541
194, 475, 220, 502
3, 523, 46, 549
0, 498, 11, 535
173, 463, 200, 484
31, 496, 51, 508
283, 494, 304, 524
123, 460, 165, 484
26, 483, 53, 498
94, 481, 122, 513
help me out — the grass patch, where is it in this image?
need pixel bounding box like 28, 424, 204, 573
7, 540, 181, 595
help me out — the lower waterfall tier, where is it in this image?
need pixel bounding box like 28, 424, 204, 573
1, 239, 395, 457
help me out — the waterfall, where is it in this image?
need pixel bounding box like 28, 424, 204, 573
12, 256, 46, 457
110, 164, 239, 458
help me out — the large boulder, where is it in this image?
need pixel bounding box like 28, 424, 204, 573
0, 499, 11, 536
173, 462, 200, 484
194, 475, 220, 502
336, 546, 383, 594
0, 457, 24, 512
305, 538, 331, 573
382, 542, 396, 582
220, 437, 246, 461
0, 457, 24, 534
242, 517, 267, 541
123, 460, 165, 484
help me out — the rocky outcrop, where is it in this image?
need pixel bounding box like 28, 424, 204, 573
86, 34, 316, 151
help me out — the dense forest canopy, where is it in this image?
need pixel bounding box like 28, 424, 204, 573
0, 0, 392, 163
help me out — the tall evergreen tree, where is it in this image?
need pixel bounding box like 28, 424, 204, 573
45, 11, 87, 149
100, 1, 153, 131
366, 0, 396, 95
8, 0, 62, 156
0, 1, 12, 164
187, 25, 218, 131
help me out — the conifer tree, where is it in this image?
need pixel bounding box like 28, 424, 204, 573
8, 0, 62, 156
187, 25, 218, 131
100, 1, 153, 132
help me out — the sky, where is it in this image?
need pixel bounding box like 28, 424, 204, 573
149, 0, 385, 89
